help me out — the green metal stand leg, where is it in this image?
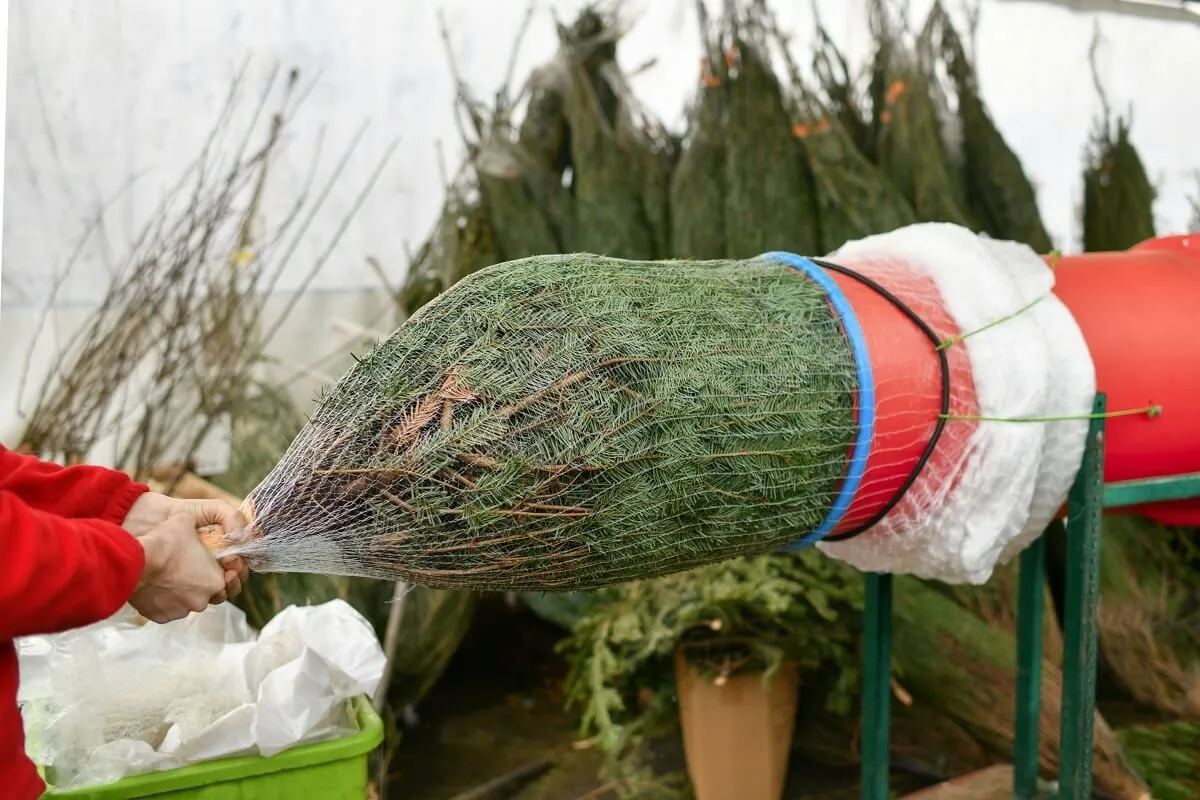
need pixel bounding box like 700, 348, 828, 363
862, 572, 893, 800
1057, 394, 1107, 800
1013, 534, 1047, 798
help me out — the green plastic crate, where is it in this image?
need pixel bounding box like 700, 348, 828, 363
38, 695, 383, 800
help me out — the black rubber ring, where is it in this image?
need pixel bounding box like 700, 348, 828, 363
808, 257, 953, 543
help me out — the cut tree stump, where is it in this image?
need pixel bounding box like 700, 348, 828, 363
899, 764, 1015, 800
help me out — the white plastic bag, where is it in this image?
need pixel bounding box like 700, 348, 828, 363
18, 599, 385, 789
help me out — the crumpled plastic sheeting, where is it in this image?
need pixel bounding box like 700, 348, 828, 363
17, 599, 385, 790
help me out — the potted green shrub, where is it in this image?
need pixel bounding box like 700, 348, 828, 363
559, 550, 863, 799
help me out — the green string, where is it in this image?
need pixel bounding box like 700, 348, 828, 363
936, 294, 1049, 351
935, 256, 1145, 425
942, 405, 1163, 424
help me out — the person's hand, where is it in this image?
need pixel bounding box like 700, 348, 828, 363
123, 492, 250, 602
129, 511, 227, 624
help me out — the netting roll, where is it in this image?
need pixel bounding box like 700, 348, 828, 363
223, 253, 869, 591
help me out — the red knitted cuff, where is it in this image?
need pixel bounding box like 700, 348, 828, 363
98, 480, 151, 528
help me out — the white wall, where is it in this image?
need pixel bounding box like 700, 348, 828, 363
1, 0, 1197, 445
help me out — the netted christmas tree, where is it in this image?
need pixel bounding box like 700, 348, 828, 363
931, 3, 1053, 252
721, 6, 820, 257
226, 252, 858, 592
212, 383, 477, 715
786, 24, 917, 251
1082, 113, 1156, 252
868, 2, 973, 228
1081, 32, 1156, 252
669, 3, 730, 261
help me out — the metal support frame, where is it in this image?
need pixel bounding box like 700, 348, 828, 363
858, 392, 1200, 799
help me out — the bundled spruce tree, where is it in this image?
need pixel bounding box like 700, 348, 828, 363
937, 550, 1064, 667
229, 250, 861, 591
400, 172, 499, 316
867, 4, 973, 227
933, 4, 1053, 252
799, 23, 916, 251
559, 7, 673, 259
792, 101, 916, 251
474, 122, 569, 261
892, 577, 1148, 799
1081, 31, 1155, 252
1082, 112, 1156, 252
721, 5, 820, 257
474, 34, 581, 258
669, 4, 729, 260
518, 57, 572, 183
1092, 516, 1200, 720
791, 673, 995, 780
401, 9, 591, 316
811, 23, 872, 161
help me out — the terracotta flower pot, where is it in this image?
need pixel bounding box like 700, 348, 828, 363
674, 648, 800, 800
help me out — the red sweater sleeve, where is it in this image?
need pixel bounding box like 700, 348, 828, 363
0, 489, 146, 640
0, 446, 147, 524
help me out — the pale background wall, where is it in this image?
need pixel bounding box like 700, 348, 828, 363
1, 0, 1197, 457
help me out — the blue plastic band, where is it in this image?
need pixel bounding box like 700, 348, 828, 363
762, 251, 876, 551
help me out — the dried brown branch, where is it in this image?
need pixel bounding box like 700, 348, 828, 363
18, 63, 391, 481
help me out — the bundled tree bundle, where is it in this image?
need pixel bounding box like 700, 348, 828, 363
937, 548, 1064, 667
402, 11, 584, 317
791, 681, 995, 780
223, 252, 859, 591
669, 6, 729, 260
867, 6, 973, 227
474, 124, 567, 262
461, 45, 574, 261
1082, 113, 1156, 252
1081, 31, 1156, 253
800, 26, 916, 251
811, 24, 872, 160
1094, 517, 1200, 720
932, 4, 1054, 252
518, 57, 571, 179
559, 8, 674, 259
402, 4, 681, 319
721, 7, 820, 256
795, 109, 917, 252
400, 175, 499, 316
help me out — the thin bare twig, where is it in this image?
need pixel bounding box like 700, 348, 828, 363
19, 63, 391, 480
